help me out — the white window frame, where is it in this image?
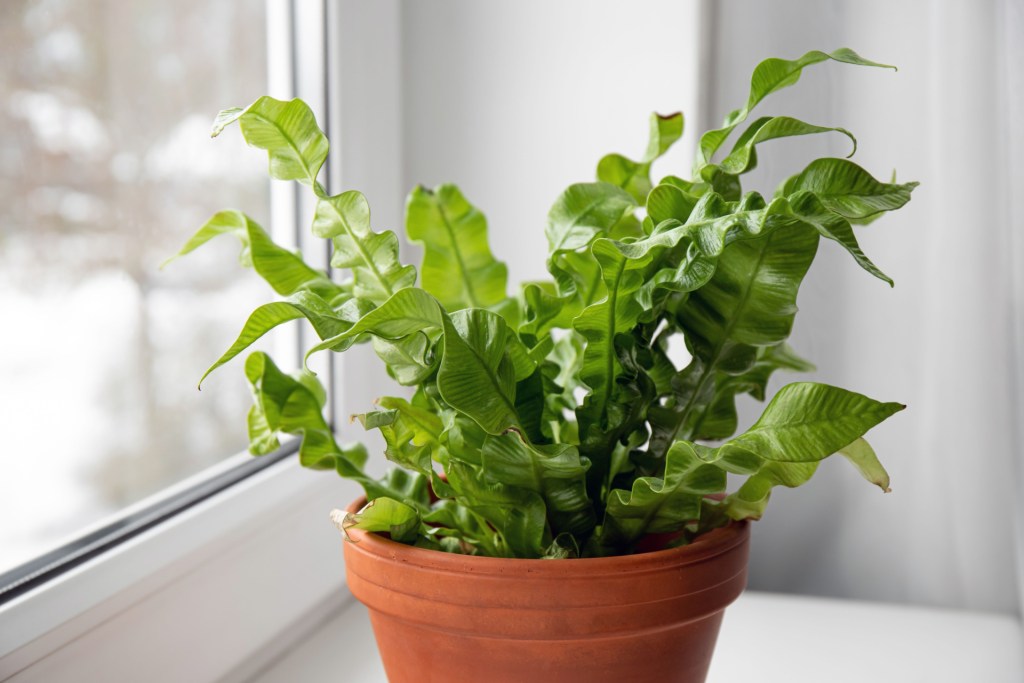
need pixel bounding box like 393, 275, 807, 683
0, 2, 403, 680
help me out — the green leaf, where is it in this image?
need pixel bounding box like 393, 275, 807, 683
371, 334, 439, 386
712, 115, 857, 177
313, 190, 417, 305
838, 436, 892, 492
243, 351, 365, 472
214, 96, 328, 187
540, 181, 635, 353
405, 184, 509, 311
481, 430, 594, 536
341, 497, 421, 544
445, 459, 549, 558
597, 112, 684, 202
165, 210, 340, 298
574, 192, 797, 480
422, 500, 506, 556
305, 288, 443, 358
436, 309, 530, 434
596, 441, 726, 553
690, 343, 816, 441
647, 181, 699, 226
785, 190, 893, 285
650, 217, 821, 459
355, 396, 446, 474
720, 461, 819, 520
719, 382, 904, 464
201, 290, 354, 387
694, 383, 901, 520
781, 157, 919, 222
546, 182, 636, 257
695, 48, 894, 172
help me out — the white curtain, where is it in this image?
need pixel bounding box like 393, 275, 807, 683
709, 0, 1023, 616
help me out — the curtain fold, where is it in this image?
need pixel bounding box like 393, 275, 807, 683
710, 0, 1022, 615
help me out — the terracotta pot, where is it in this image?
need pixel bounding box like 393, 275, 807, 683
343, 496, 749, 683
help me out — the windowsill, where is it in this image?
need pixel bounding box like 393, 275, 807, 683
0, 457, 360, 680
243, 590, 1024, 683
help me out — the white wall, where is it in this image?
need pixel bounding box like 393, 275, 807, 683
400, 0, 705, 286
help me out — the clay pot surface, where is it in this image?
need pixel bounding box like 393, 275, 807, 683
343, 496, 749, 683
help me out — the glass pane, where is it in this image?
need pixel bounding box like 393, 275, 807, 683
0, 0, 273, 573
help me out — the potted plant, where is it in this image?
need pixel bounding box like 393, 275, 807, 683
168, 48, 915, 683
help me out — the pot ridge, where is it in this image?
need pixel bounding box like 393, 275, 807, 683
341, 496, 749, 683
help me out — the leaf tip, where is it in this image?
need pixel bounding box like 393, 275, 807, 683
329, 508, 356, 542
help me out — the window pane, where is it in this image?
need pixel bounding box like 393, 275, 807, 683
0, 0, 273, 574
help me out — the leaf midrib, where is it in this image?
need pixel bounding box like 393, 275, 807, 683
551, 194, 618, 255
594, 260, 627, 421
247, 110, 319, 186
663, 234, 774, 454
320, 199, 394, 298
445, 325, 519, 432
435, 202, 480, 308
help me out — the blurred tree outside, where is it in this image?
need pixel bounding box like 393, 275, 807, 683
0, 0, 275, 572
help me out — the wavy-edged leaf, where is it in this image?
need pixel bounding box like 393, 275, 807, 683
546, 182, 636, 258
781, 157, 919, 222
650, 219, 821, 459
201, 290, 354, 387
306, 288, 443, 358
445, 459, 549, 558
355, 396, 446, 474
214, 96, 328, 187
313, 190, 416, 304
595, 441, 726, 554
690, 342, 815, 441
574, 192, 784, 470
573, 247, 649, 436
786, 190, 893, 285
712, 115, 857, 177
695, 48, 893, 172
719, 382, 904, 464
697, 383, 901, 520
371, 334, 439, 386
838, 436, 892, 492
165, 210, 340, 298
598, 112, 684, 202
647, 181, 699, 225
720, 461, 819, 520
437, 309, 532, 434
341, 497, 421, 543
405, 184, 509, 311
244, 351, 435, 505
243, 351, 365, 473
519, 281, 575, 339
422, 499, 506, 557
481, 430, 594, 536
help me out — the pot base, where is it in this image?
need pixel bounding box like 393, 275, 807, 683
368, 609, 726, 683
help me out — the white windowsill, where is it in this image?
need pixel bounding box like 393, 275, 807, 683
0, 458, 361, 682
244, 590, 1024, 683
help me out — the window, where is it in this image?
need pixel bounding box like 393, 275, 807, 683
0, 3, 369, 678
0, 0, 275, 578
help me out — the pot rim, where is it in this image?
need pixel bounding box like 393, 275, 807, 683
343, 495, 749, 577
